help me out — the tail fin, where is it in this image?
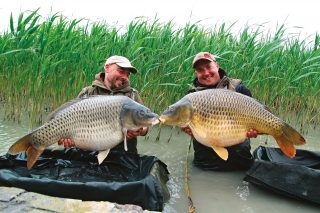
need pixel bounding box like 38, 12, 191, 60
274, 123, 306, 158
26, 146, 44, 169
8, 133, 44, 169
8, 134, 32, 154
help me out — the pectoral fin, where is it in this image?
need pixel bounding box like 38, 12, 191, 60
122, 128, 128, 151
51, 143, 64, 152
189, 123, 207, 138
211, 146, 228, 161
97, 149, 110, 164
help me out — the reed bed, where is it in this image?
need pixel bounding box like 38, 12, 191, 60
0, 9, 319, 132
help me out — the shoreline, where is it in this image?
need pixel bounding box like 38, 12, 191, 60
0, 186, 160, 213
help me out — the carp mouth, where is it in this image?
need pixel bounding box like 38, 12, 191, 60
158, 116, 166, 123
158, 116, 175, 125
159, 98, 193, 127
152, 117, 160, 125
158, 115, 188, 127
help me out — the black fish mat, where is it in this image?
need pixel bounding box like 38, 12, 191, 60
0, 148, 170, 212
244, 145, 320, 206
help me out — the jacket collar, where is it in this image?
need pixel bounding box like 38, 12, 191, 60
192, 68, 228, 88
92, 72, 132, 92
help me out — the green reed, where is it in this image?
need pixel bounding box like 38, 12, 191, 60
0, 9, 319, 131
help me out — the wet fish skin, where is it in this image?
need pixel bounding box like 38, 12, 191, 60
159, 89, 306, 160
8, 95, 159, 169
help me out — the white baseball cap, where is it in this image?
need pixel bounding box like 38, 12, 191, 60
105, 55, 137, 74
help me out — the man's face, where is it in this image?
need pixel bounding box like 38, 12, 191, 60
105, 64, 131, 90
194, 60, 221, 86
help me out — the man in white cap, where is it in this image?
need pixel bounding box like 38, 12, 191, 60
181, 52, 257, 170
59, 55, 147, 153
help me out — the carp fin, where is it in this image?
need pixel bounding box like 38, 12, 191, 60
123, 128, 128, 151
8, 133, 33, 154
211, 146, 228, 161
124, 137, 128, 151
282, 123, 306, 146
51, 143, 64, 152
9, 133, 44, 169
26, 146, 44, 170
45, 97, 90, 122
273, 123, 306, 158
274, 136, 296, 158
97, 149, 110, 164
251, 97, 273, 113
189, 123, 207, 138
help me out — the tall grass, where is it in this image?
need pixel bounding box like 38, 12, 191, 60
0, 10, 319, 132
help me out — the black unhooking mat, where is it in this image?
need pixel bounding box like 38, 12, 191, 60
0, 148, 170, 211
244, 146, 320, 205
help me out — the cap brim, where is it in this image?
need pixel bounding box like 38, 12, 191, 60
192, 58, 213, 68
116, 62, 137, 73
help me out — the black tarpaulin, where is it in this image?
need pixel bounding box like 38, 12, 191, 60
0, 148, 170, 211
244, 146, 320, 205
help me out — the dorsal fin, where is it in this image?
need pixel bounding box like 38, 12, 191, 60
251, 97, 272, 112
224, 89, 273, 113
45, 97, 88, 122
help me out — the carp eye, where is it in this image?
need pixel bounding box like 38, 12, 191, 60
168, 106, 175, 112
139, 110, 145, 116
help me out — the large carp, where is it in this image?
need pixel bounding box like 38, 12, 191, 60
8, 95, 159, 169
159, 89, 306, 160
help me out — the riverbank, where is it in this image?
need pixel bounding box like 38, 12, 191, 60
0, 186, 159, 213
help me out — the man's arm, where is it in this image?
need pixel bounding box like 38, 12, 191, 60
236, 84, 252, 97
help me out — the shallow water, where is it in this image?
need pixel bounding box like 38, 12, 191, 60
0, 112, 320, 213
139, 125, 320, 213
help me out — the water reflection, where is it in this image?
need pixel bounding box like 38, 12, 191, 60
0, 114, 31, 155
236, 181, 250, 201
0, 112, 320, 213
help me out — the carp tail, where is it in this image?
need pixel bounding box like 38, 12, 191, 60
8, 133, 44, 170
274, 123, 306, 158
8, 133, 33, 154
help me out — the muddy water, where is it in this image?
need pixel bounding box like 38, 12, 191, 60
0, 112, 320, 213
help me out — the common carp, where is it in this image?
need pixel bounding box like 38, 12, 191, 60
159, 89, 306, 160
8, 95, 159, 169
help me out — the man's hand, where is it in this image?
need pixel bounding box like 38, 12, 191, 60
58, 138, 75, 148
247, 129, 258, 139
181, 126, 194, 138
126, 127, 148, 139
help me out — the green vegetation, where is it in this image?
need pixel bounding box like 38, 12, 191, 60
0, 9, 319, 132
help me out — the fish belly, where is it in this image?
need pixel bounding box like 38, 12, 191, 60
72, 127, 124, 151
191, 114, 249, 148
